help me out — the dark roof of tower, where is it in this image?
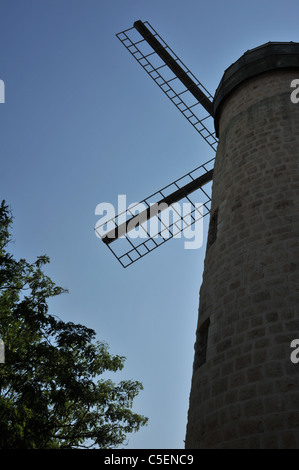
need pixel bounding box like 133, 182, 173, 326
213, 41, 299, 136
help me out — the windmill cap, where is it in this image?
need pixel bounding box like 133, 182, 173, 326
213, 41, 299, 136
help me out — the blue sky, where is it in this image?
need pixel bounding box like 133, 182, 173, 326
1, 0, 299, 449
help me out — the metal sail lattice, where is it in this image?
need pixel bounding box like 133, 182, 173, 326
95, 158, 215, 268
116, 21, 218, 152
98, 21, 220, 267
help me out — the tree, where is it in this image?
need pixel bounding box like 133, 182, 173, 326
0, 201, 148, 449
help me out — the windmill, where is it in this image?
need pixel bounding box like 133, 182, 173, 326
96, 23, 299, 448
95, 20, 217, 268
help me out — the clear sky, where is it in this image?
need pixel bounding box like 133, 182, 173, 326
1, 0, 299, 449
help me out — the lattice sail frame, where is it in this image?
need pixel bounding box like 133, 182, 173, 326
98, 20, 219, 267
96, 158, 215, 268
116, 21, 218, 152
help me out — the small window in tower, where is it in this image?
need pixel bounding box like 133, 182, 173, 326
194, 318, 210, 370
207, 208, 218, 248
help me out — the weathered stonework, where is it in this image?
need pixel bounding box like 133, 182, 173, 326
185, 45, 299, 449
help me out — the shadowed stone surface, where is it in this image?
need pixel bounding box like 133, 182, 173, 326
185, 43, 299, 449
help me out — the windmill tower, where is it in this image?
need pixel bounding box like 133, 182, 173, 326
185, 42, 299, 449
97, 23, 299, 448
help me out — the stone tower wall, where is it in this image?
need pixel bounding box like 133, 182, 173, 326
185, 69, 299, 449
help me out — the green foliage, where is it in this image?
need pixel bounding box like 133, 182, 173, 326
0, 201, 148, 448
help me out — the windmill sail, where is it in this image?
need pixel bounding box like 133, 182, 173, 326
116, 20, 218, 152
96, 158, 215, 268
98, 21, 219, 267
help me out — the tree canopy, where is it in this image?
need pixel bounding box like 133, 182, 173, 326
0, 201, 148, 448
